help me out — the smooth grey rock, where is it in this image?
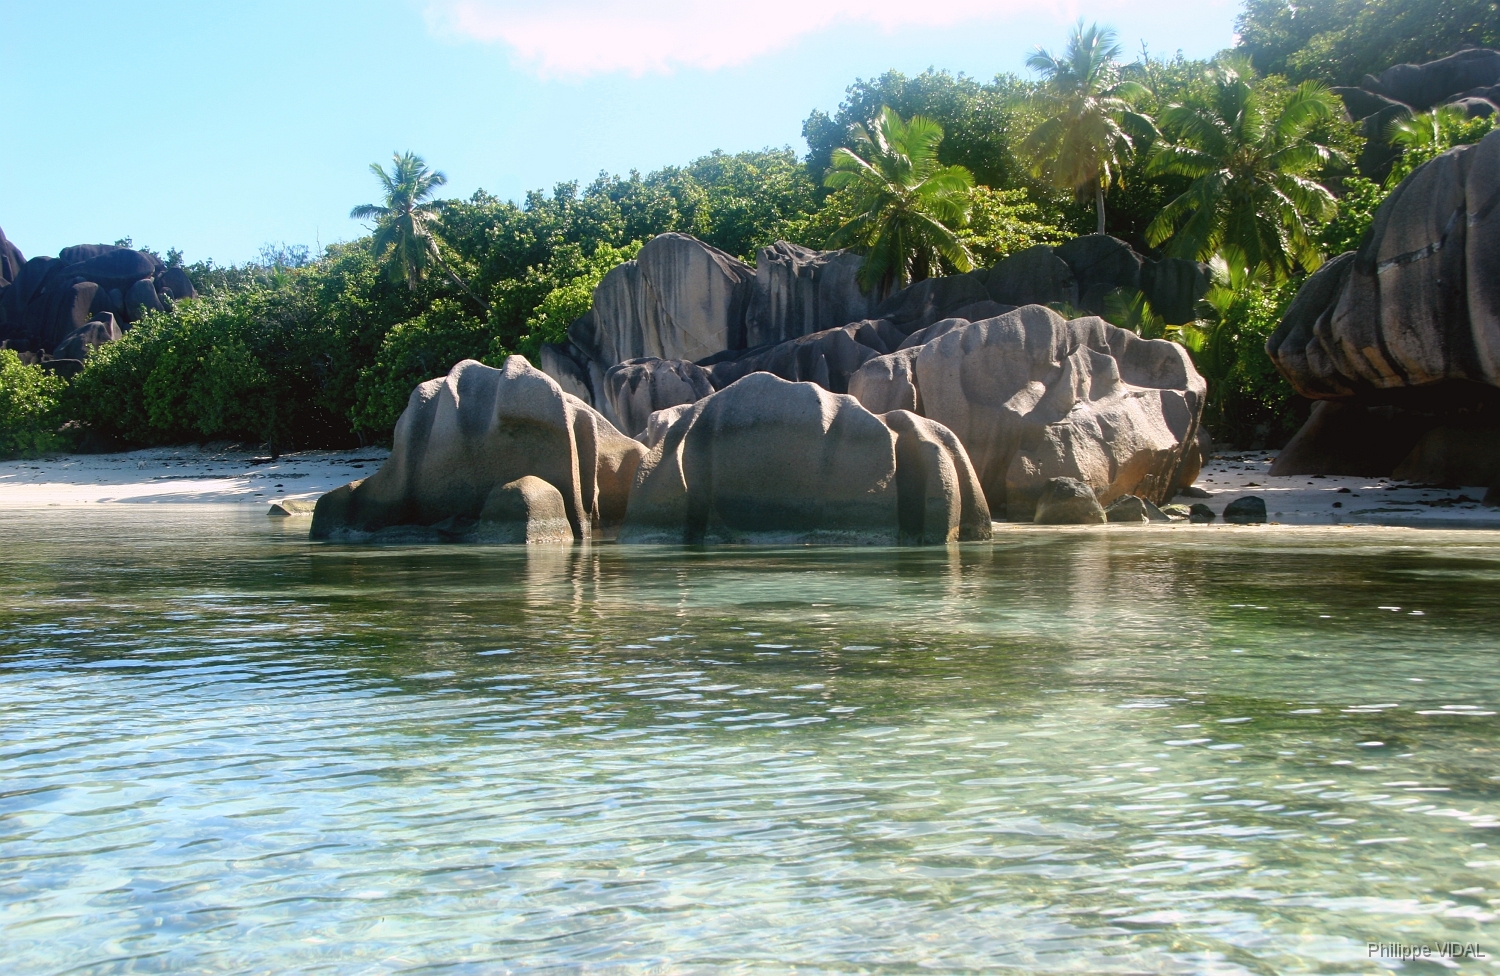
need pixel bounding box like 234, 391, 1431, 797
1033, 477, 1106, 524
1374, 49, 1500, 112
618, 372, 990, 545
268, 498, 317, 517
125, 278, 163, 321
1188, 503, 1215, 523
705, 319, 905, 394
908, 305, 1206, 520
603, 357, 714, 438
1104, 494, 1171, 522
745, 241, 875, 348
1056, 235, 1142, 314
1391, 426, 1500, 486
1333, 86, 1407, 121
1176, 485, 1212, 499
311, 357, 644, 542
157, 267, 197, 301
1161, 503, 1192, 519
985, 245, 1076, 308
0, 225, 23, 287
872, 271, 991, 334
1223, 495, 1267, 524
588, 232, 756, 368
52, 313, 122, 361
848, 346, 922, 414
472, 475, 573, 543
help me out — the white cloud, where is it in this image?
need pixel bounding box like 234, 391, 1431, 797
423, 0, 1085, 77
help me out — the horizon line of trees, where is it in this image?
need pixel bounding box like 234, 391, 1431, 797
3, 0, 1498, 459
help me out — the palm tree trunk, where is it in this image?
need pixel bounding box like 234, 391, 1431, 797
1095, 181, 1106, 236
431, 245, 490, 314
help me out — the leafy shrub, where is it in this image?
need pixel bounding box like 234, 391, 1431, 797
1318, 176, 1387, 255
513, 240, 643, 362
0, 351, 68, 456
350, 299, 496, 438
1190, 274, 1305, 447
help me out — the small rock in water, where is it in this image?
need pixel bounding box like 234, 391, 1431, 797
1033, 477, 1106, 525
1188, 503, 1216, 524
268, 499, 317, 517
1223, 495, 1267, 524
1178, 485, 1212, 498
1160, 503, 1192, 520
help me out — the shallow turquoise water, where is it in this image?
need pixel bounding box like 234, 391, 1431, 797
3, 508, 1499, 974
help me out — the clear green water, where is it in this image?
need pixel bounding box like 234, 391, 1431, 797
3, 509, 1499, 974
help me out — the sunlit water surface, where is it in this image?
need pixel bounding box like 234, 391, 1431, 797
3, 508, 1499, 974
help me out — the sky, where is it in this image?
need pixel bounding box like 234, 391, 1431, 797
0, 0, 1239, 266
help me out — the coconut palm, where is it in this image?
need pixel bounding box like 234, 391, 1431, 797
1022, 21, 1153, 235
825, 106, 975, 296
1145, 61, 1342, 281
350, 152, 487, 309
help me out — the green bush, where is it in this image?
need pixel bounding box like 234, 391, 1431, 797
350, 299, 497, 437
1189, 276, 1305, 447
0, 351, 68, 457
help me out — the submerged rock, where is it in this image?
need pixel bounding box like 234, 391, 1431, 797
1033, 477, 1106, 524
471, 476, 573, 544
619, 372, 990, 545
311, 357, 645, 542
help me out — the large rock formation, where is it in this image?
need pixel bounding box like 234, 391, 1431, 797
602, 357, 715, 438
311, 357, 646, 542
1267, 129, 1500, 484
539, 232, 1208, 413
854, 305, 1205, 520
0, 232, 197, 367
618, 372, 990, 545
1333, 49, 1500, 182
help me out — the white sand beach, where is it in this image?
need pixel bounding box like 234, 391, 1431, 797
0, 445, 388, 508
3, 445, 1498, 527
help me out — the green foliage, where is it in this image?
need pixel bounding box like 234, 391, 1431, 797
1318, 176, 1387, 254
1191, 269, 1305, 446
1022, 21, 1156, 234
1236, 0, 1500, 85
513, 240, 643, 361
351, 299, 497, 437
1146, 59, 1343, 281
0, 351, 68, 457
957, 186, 1068, 264
825, 107, 975, 294
1384, 106, 1497, 187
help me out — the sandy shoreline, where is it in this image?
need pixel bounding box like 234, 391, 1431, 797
0, 445, 388, 507
3, 446, 1499, 528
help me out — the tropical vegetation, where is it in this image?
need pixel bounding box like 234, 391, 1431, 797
4, 0, 1492, 457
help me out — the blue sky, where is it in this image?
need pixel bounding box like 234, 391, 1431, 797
0, 0, 1238, 265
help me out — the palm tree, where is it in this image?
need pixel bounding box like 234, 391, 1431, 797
1384, 103, 1469, 187
350, 152, 487, 310
825, 106, 975, 296
1022, 21, 1152, 235
1145, 61, 1342, 281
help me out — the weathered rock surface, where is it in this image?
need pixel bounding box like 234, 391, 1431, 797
311, 357, 645, 542
1033, 477, 1106, 524
705, 319, 907, 393
1268, 130, 1500, 484
53, 313, 122, 362
618, 372, 990, 545
0, 225, 23, 287
539, 233, 1209, 415
746, 241, 876, 348
1336, 49, 1500, 182
582, 233, 757, 369
472, 476, 574, 543
1104, 494, 1171, 523
0, 232, 197, 358
602, 357, 715, 438
870, 305, 1204, 520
